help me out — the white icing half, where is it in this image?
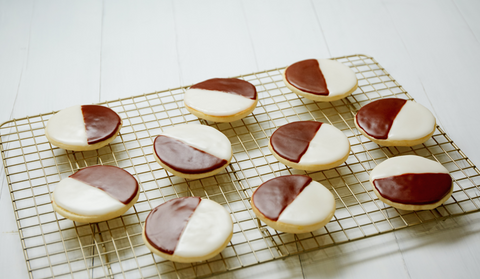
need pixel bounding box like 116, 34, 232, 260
53, 177, 125, 216
184, 88, 255, 116
174, 199, 232, 257
278, 181, 335, 226
160, 124, 232, 160
46, 105, 88, 147
299, 123, 350, 165
388, 101, 436, 140
370, 155, 449, 181
318, 59, 357, 97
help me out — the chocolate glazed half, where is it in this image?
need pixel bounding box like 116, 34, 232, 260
373, 173, 452, 205
285, 59, 329, 95
355, 98, 406, 139
270, 121, 322, 163
81, 105, 121, 144
253, 175, 312, 221
144, 197, 201, 255
190, 78, 257, 100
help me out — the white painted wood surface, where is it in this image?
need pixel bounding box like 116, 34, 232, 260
1, 0, 480, 278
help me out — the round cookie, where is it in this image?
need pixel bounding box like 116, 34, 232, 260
283, 59, 358, 102
355, 98, 436, 146
153, 124, 232, 179
369, 155, 453, 211
52, 165, 139, 223
251, 175, 335, 234
142, 197, 233, 263
268, 121, 350, 171
46, 105, 122, 151
184, 78, 258, 122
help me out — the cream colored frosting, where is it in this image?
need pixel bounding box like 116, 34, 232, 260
46, 105, 88, 147
278, 180, 335, 226
370, 155, 449, 181
299, 123, 350, 165
388, 101, 436, 140
184, 88, 255, 116
53, 177, 125, 216
174, 199, 233, 257
318, 59, 358, 98
160, 124, 232, 160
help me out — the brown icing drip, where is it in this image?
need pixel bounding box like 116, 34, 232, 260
253, 175, 312, 221
285, 59, 329, 95
69, 165, 138, 204
270, 121, 322, 163
81, 105, 121, 145
373, 173, 452, 205
145, 197, 201, 255
154, 135, 228, 174
355, 98, 406, 139
190, 78, 257, 100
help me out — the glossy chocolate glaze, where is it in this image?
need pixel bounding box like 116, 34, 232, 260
145, 197, 201, 255
373, 173, 452, 205
253, 175, 312, 221
190, 78, 257, 100
81, 105, 121, 144
154, 135, 228, 174
70, 165, 138, 204
285, 59, 329, 95
270, 121, 322, 163
355, 98, 406, 139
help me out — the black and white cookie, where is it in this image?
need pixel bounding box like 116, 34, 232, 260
283, 59, 358, 102
153, 124, 232, 179
52, 165, 139, 223
268, 121, 350, 171
251, 175, 336, 233
142, 197, 233, 263
370, 155, 453, 210
184, 78, 258, 122
355, 98, 436, 146
45, 105, 122, 151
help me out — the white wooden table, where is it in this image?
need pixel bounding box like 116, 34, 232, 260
1, 0, 480, 278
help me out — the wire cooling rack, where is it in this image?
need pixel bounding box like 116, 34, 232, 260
1, 54, 480, 279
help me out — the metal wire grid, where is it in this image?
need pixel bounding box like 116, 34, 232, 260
1, 54, 480, 279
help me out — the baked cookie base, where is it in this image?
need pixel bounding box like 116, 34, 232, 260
154, 151, 232, 179
45, 123, 123, 151
268, 142, 350, 171
142, 226, 233, 263
282, 72, 358, 102
354, 116, 436, 147
185, 98, 258, 123
51, 188, 139, 223
250, 198, 336, 234
370, 178, 453, 211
